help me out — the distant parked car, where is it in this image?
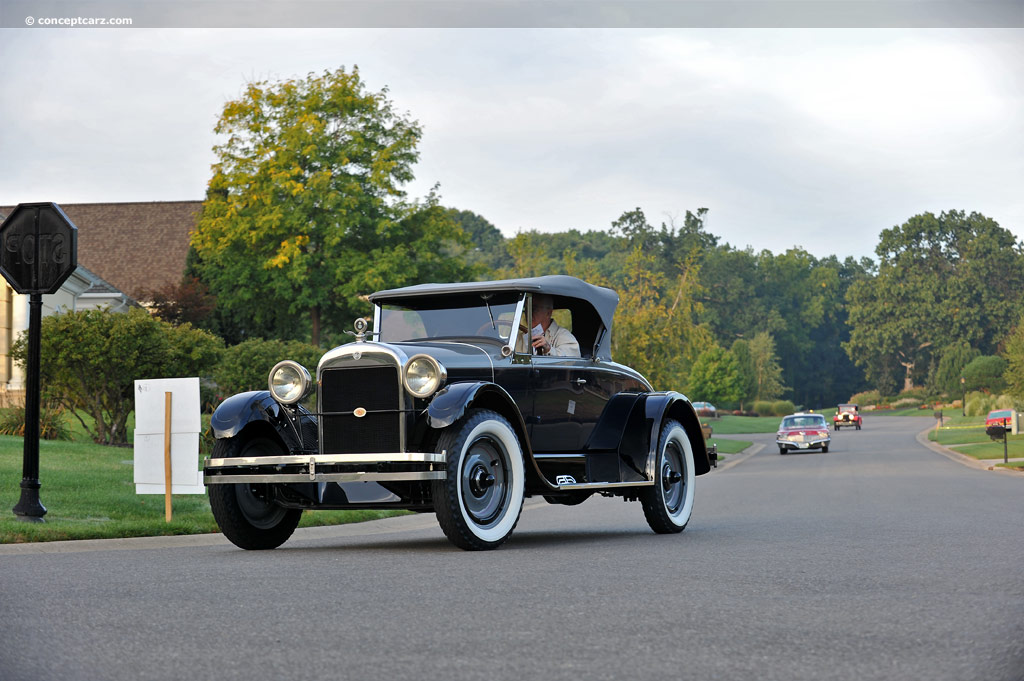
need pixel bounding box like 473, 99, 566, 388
833, 403, 862, 430
985, 409, 1014, 429
692, 402, 717, 418
777, 412, 831, 454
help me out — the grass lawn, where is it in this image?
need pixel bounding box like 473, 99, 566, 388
996, 461, 1024, 471
711, 414, 783, 435
707, 438, 753, 455
0, 434, 403, 544
954, 439, 1024, 460
926, 414, 1024, 460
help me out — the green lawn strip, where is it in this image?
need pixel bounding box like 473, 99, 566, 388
707, 438, 752, 456
951, 439, 1024, 461
867, 406, 936, 417
0, 435, 403, 543
711, 414, 784, 434
996, 461, 1024, 471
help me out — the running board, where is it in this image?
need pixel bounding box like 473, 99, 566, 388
556, 480, 654, 491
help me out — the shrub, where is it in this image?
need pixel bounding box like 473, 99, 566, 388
848, 390, 881, 405
963, 391, 1017, 416
771, 400, 796, 416
753, 400, 796, 416
0, 401, 71, 440
11, 307, 224, 445
963, 355, 1008, 394
213, 338, 323, 399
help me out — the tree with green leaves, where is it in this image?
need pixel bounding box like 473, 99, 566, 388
844, 211, 1024, 394
748, 331, 786, 401
1002, 318, 1024, 401
730, 338, 756, 409
928, 341, 980, 396
687, 346, 744, 405
12, 308, 223, 445
962, 355, 1008, 394
192, 67, 474, 346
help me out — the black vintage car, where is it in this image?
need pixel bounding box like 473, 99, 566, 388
203, 275, 713, 551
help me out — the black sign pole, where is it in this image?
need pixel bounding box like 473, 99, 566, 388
0, 202, 77, 521
12, 293, 45, 520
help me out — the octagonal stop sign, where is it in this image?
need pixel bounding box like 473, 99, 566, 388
0, 203, 78, 294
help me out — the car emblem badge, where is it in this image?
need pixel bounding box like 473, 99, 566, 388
352, 352, 361, 360
353, 407, 367, 418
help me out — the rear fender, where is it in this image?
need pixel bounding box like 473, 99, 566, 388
644, 392, 712, 476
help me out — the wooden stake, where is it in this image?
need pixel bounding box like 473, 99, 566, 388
164, 391, 172, 522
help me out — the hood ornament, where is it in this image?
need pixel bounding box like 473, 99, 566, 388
345, 317, 376, 343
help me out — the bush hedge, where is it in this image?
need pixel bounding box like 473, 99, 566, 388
752, 399, 797, 416
213, 338, 323, 400
12, 307, 223, 445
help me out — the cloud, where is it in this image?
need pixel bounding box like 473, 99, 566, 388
0, 28, 1020, 260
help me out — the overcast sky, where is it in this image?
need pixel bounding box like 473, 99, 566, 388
1, 25, 1021, 261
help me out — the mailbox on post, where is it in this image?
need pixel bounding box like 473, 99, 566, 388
0, 203, 79, 520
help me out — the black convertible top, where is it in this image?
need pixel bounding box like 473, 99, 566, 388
369, 275, 619, 358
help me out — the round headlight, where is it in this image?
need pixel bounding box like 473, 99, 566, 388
403, 354, 447, 398
268, 361, 311, 405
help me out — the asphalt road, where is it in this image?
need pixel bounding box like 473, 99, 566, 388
1, 416, 1022, 681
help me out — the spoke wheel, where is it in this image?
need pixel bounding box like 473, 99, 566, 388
208, 436, 302, 550
433, 409, 525, 550
640, 420, 696, 534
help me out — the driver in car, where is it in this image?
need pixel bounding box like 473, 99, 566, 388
531, 294, 580, 357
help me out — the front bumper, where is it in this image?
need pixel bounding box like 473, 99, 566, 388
776, 437, 830, 450
204, 452, 446, 485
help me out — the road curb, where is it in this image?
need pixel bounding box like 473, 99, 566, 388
915, 425, 1024, 476
715, 442, 764, 472
0, 497, 550, 556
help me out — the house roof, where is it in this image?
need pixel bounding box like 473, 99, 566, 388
0, 200, 201, 301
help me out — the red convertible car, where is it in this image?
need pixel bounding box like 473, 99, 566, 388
833, 404, 862, 430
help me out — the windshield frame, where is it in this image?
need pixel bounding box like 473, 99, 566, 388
372, 291, 527, 345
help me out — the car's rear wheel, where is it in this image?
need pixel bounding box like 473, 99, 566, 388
433, 409, 525, 550
208, 436, 302, 550
640, 420, 695, 534
779, 446, 786, 454
822, 445, 829, 453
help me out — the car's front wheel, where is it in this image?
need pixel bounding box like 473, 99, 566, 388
433, 409, 525, 550
208, 436, 302, 550
640, 419, 696, 534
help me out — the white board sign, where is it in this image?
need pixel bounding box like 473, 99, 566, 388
133, 377, 204, 495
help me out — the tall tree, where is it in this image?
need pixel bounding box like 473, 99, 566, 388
748, 331, 786, 401
191, 67, 472, 346
844, 211, 1024, 394
1002, 318, 1024, 401
687, 346, 744, 405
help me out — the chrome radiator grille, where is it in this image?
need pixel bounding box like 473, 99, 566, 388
320, 365, 402, 454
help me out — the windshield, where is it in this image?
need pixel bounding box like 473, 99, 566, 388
377, 292, 522, 343
781, 415, 826, 429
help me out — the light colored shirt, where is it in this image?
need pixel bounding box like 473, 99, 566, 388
537, 319, 580, 357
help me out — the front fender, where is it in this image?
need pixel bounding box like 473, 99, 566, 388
211, 390, 314, 452
427, 382, 523, 431
644, 392, 711, 476
429, 381, 552, 492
